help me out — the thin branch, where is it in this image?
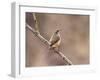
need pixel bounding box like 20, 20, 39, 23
26, 13, 73, 65
54, 50, 73, 65
32, 13, 39, 32
26, 23, 50, 46
26, 23, 73, 65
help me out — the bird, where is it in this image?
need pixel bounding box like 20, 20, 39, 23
49, 29, 61, 50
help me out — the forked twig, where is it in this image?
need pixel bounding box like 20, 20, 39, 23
26, 23, 73, 65
26, 13, 73, 65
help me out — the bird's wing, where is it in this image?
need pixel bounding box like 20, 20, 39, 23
49, 34, 60, 46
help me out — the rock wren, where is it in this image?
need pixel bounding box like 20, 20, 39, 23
49, 29, 61, 49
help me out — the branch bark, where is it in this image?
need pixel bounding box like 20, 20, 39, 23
32, 13, 39, 33
26, 23, 73, 65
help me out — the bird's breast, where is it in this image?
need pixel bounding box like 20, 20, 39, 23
52, 37, 61, 48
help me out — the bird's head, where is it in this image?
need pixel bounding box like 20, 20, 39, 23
55, 29, 61, 34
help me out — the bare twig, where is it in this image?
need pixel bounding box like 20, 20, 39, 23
26, 13, 73, 65
26, 23, 73, 65
26, 23, 50, 46
32, 13, 39, 32
54, 50, 73, 65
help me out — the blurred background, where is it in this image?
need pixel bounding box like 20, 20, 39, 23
26, 12, 89, 67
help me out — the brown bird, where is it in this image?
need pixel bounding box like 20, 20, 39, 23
49, 29, 61, 50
